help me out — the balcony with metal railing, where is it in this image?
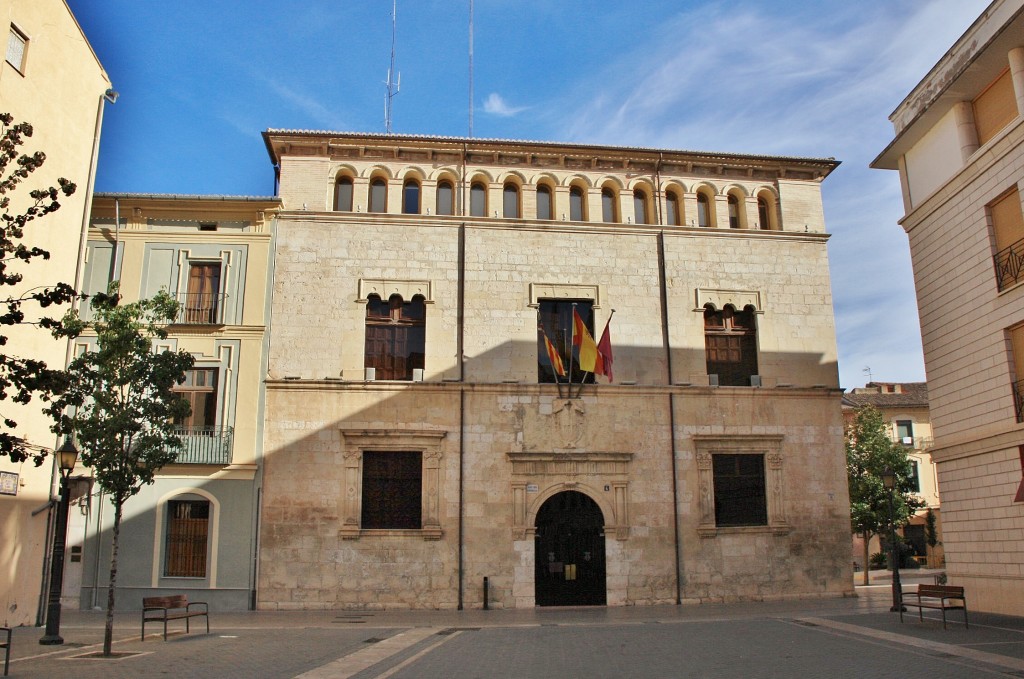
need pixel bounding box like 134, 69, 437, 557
994, 239, 1024, 291
173, 426, 233, 464
176, 293, 227, 325
1014, 379, 1024, 423
896, 435, 934, 450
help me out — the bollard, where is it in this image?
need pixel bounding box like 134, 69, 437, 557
483, 576, 489, 610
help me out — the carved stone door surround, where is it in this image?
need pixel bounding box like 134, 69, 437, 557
507, 451, 632, 540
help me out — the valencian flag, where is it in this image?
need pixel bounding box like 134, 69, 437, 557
572, 308, 601, 374
541, 327, 566, 377
596, 318, 613, 382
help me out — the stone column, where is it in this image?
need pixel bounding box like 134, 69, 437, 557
351, 177, 370, 213
1009, 47, 1024, 121
682, 192, 699, 228
713, 195, 729, 229
340, 450, 362, 539
954, 101, 980, 161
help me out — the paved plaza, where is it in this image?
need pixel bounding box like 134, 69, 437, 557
5, 584, 1023, 678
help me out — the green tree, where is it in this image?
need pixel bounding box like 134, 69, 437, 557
0, 113, 78, 464
48, 284, 194, 655
846, 404, 924, 585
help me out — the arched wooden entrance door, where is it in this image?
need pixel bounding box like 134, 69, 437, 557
534, 491, 606, 606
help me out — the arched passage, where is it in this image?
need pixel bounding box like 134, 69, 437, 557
534, 490, 606, 606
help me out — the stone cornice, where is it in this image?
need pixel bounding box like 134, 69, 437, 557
262, 131, 839, 182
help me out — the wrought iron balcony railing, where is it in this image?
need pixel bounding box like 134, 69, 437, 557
1014, 379, 1024, 423
173, 426, 233, 464
994, 239, 1024, 291
176, 293, 226, 325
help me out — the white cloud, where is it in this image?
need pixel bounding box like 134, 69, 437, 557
483, 92, 527, 117
542, 0, 989, 389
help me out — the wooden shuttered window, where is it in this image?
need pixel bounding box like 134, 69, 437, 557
992, 188, 1024, 253
364, 294, 425, 380
165, 500, 209, 577
974, 68, 1018, 146
704, 305, 758, 386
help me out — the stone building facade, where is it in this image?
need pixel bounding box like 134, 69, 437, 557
0, 0, 111, 627
258, 131, 853, 609
873, 0, 1024, 615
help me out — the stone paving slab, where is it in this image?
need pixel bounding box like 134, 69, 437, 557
3, 590, 1022, 678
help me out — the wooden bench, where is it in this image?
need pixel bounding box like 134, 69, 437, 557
141, 595, 209, 641
900, 584, 968, 629
1, 626, 10, 676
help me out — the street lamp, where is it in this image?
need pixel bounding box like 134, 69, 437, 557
39, 438, 78, 645
881, 467, 904, 613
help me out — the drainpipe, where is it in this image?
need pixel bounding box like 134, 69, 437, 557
657, 230, 683, 605
457, 220, 466, 609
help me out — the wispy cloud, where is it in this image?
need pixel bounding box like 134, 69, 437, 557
542, 0, 988, 388
483, 93, 527, 117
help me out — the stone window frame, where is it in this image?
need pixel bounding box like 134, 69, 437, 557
339, 428, 445, 540
693, 435, 788, 538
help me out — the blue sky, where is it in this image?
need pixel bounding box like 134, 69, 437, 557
67, 0, 990, 389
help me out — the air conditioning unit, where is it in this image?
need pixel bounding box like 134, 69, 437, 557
412, 368, 424, 382
364, 367, 376, 381
708, 374, 719, 387
750, 375, 762, 387
902, 436, 914, 445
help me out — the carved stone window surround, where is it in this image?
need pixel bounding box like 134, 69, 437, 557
358, 278, 434, 304
694, 288, 764, 313
692, 434, 787, 538
528, 283, 602, 309
339, 428, 446, 540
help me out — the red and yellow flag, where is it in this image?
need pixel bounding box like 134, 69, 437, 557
572, 309, 600, 374
541, 328, 566, 377
596, 319, 613, 382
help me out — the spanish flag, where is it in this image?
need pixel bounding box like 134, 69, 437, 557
541, 328, 566, 377
572, 308, 600, 374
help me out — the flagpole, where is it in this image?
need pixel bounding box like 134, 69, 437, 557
569, 302, 576, 398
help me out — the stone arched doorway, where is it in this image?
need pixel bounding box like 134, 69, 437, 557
534, 490, 606, 606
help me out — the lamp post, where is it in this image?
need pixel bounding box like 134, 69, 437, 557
881, 467, 904, 613
39, 438, 78, 645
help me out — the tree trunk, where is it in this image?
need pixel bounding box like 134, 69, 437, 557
862, 531, 871, 586
103, 499, 123, 656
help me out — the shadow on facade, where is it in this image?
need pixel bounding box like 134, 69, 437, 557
75, 338, 849, 613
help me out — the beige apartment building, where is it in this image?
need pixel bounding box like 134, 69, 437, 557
842, 382, 943, 570
258, 131, 853, 609
0, 0, 111, 627
68, 194, 279, 611
873, 0, 1024, 615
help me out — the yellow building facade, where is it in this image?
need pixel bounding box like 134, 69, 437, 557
0, 0, 110, 627
873, 0, 1024, 615
843, 382, 943, 570
73, 194, 280, 610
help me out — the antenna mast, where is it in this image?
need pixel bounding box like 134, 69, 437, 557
468, 0, 474, 137
384, 0, 400, 134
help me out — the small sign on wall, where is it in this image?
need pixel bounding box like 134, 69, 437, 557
0, 471, 18, 496
526, 483, 538, 493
